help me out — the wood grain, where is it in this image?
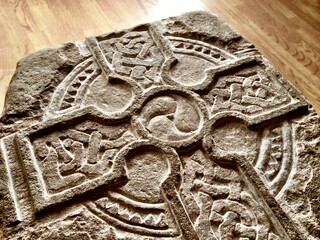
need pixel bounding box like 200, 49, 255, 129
0, 0, 319, 115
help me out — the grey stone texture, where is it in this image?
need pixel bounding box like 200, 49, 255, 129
0, 11, 320, 240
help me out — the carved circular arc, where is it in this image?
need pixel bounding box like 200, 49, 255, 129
47, 57, 98, 116
203, 111, 253, 165
47, 57, 143, 120
203, 111, 296, 199
133, 86, 208, 148
161, 36, 254, 91
85, 140, 198, 239
255, 121, 294, 197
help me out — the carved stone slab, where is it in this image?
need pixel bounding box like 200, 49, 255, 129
1, 11, 320, 240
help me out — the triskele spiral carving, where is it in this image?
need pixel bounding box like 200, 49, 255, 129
1, 12, 318, 240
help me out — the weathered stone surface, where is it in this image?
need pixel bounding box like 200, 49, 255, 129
0, 11, 319, 240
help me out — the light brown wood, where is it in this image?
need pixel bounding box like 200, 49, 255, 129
0, 0, 319, 115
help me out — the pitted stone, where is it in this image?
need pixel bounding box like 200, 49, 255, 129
0, 11, 319, 240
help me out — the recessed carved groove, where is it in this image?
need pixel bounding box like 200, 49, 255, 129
1, 11, 317, 240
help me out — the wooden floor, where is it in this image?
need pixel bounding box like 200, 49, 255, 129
0, 0, 319, 114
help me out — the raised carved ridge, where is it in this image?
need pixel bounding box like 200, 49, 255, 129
1, 11, 318, 240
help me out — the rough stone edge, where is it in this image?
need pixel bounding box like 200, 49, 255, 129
0, 10, 317, 239
0, 11, 241, 127
0, 11, 309, 132
0, 41, 91, 132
